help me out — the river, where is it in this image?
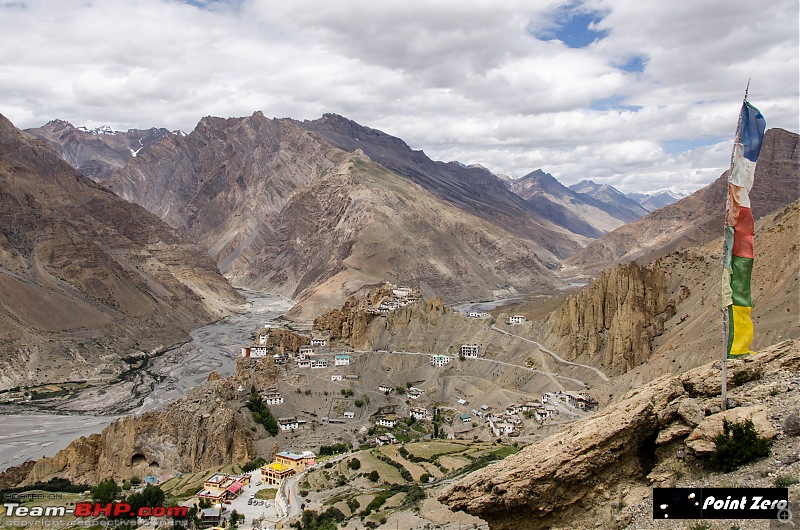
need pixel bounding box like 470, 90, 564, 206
0, 289, 293, 471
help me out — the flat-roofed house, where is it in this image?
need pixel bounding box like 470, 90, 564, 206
278, 417, 299, 431
334, 354, 350, 366
460, 344, 480, 358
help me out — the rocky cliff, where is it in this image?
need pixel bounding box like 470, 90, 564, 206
565, 128, 799, 274
12, 357, 279, 486
543, 198, 800, 384
544, 261, 677, 375
0, 113, 242, 389
440, 339, 798, 529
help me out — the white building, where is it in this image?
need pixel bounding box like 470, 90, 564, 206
392, 286, 413, 298
429, 354, 451, 367
507, 315, 526, 324
488, 416, 516, 437
258, 333, 269, 345
263, 392, 284, 405
406, 387, 424, 400
378, 385, 393, 394
343, 411, 355, 419
311, 359, 329, 369
278, 417, 299, 431
334, 354, 350, 366
241, 346, 270, 358
331, 374, 343, 382
460, 344, 480, 358
375, 433, 398, 446
376, 416, 400, 428
296, 359, 311, 368
409, 407, 428, 420
311, 338, 327, 347
467, 311, 489, 319
298, 346, 314, 358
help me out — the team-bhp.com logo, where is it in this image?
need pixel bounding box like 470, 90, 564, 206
4, 502, 188, 519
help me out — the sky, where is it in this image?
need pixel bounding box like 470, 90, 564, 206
0, 0, 797, 195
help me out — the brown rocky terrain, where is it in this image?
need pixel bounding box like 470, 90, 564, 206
106, 112, 562, 319
440, 339, 799, 529
0, 113, 242, 389
565, 128, 799, 275
25, 119, 177, 183
8, 357, 279, 486
540, 198, 800, 394
300, 114, 586, 260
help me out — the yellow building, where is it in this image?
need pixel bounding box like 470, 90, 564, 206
274, 451, 307, 472
260, 461, 296, 486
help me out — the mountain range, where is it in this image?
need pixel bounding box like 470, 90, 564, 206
36, 112, 589, 319
15, 112, 799, 385
23, 113, 693, 319
565, 128, 800, 274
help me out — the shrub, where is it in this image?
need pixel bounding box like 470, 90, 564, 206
367, 470, 379, 482
419, 473, 431, 483
710, 417, 771, 472
774, 475, 799, 488
784, 412, 800, 436
348, 458, 361, 470
346, 497, 360, 512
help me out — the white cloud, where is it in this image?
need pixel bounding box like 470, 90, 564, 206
0, 0, 796, 195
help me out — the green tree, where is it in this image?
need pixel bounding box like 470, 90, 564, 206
90, 478, 120, 504
348, 458, 361, 470
247, 388, 279, 436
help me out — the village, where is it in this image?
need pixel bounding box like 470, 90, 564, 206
114, 283, 601, 529
238, 283, 598, 445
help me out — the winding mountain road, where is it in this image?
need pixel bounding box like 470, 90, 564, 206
377, 349, 588, 388
490, 324, 609, 382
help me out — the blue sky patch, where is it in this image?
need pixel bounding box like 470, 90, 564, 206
589, 96, 642, 112
180, 0, 240, 10
617, 55, 647, 73
535, 4, 609, 48
661, 137, 726, 154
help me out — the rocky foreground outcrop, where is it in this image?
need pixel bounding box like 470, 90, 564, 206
5, 358, 279, 486
439, 340, 798, 529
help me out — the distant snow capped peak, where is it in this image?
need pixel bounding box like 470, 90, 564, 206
648, 188, 685, 199
173, 130, 187, 137
77, 125, 119, 136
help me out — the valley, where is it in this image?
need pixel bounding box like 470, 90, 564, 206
0, 110, 797, 530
